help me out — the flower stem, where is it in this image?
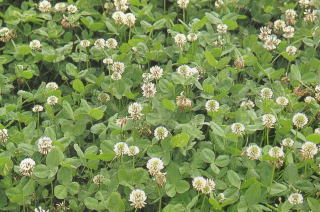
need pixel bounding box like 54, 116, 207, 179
201, 195, 206, 210
157, 185, 162, 212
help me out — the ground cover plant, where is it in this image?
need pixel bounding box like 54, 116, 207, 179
0, 0, 320, 211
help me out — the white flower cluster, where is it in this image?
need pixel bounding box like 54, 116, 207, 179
112, 11, 136, 27
129, 189, 147, 209
19, 158, 36, 176
192, 176, 216, 194
128, 102, 143, 120
113, 142, 139, 157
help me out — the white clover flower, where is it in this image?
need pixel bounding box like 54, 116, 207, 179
128, 102, 143, 120
263, 35, 281, 51
292, 113, 308, 128
315, 84, 320, 93
147, 158, 164, 176
273, 20, 286, 32
205, 100, 220, 112
177, 65, 192, 78
94, 38, 106, 49
38, 0, 51, 13
67, 4, 77, 14
301, 141, 318, 159
80, 40, 91, 48
125, 13, 136, 27
150, 66, 163, 80
276, 96, 289, 106
231, 123, 245, 136
286, 46, 297, 56
0, 129, 8, 143
47, 96, 58, 106
37, 136, 53, 155
32, 105, 44, 113
217, 193, 225, 202
112, 62, 125, 74
260, 87, 273, 99
34, 206, 49, 212
46, 82, 59, 90
304, 9, 317, 23
262, 114, 277, 128
141, 83, 157, 98
142, 73, 152, 83
177, 0, 189, 9
299, 0, 312, 8
106, 38, 118, 49
268, 146, 284, 158
314, 128, 320, 134
92, 174, 105, 185
215, 0, 224, 8
240, 100, 255, 109
54, 3, 67, 12
187, 33, 198, 42
283, 26, 295, 39
259, 26, 272, 41
112, 11, 127, 25
128, 146, 140, 156
202, 179, 216, 194
114, 0, 129, 11
113, 142, 129, 157
285, 9, 297, 24
217, 24, 228, 34
97, 93, 110, 103
103, 58, 113, 65
111, 72, 122, 80
29, 40, 41, 50
304, 96, 315, 103
288, 193, 303, 205
281, 138, 294, 147
174, 33, 187, 47
129, 189, 147, 209
154, 127, 169, 140
192, 176, 206, 192
19, 158, 36, 176
245, 144, 262, 160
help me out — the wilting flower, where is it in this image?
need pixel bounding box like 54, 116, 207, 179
128, 102, 143, 120
263, 35, 281, 51
245, 144, 262, 160
106, 38, 118, 49
187, 33, 198, 42
19, 158, 36, 176
80, 40, 91, 48
47, 96, 58, 105
154, 127, 169, 140
281, 138, 294, 147
141, 83, 157, 98
129, 189, 147, 209
285, 9, 297, 25
177, 0, 189, 9
0, 27, 16, 42
286, 46, 297, 56
205, 100, 219, 112
231, 123, 245, 135
113, 142, 129, 157
292, 113, 308, 128
288, 193, 303, 205
176, 92, 192, 110
37, 136, 53, 155
112, 11, 127, 25
32, 105, 44, 113
94, 38, 106, 49
38, 0, 51, 13
93, 174, 105, 185
150, 66, 163, 80
126, 13, 136, 27
259, 26, 272, 41
276, 96, 289, 106
29, 40, 41, 50
46, 82, 59, 89
116, 116, 129, 128
67, 4, 78, 14
260, 88, 273, 99
155, 172, 167, 186
304, 9, 317, 23
128, 146, 140, 156
147, 158, 164, 176
234, 57, 245, 69
262, 114, 277, 128
174, 34, 187, 47
61, 15, 77, 28
0, 129, 8, 143
301, 141, 318, 159
217, 24, 228, 34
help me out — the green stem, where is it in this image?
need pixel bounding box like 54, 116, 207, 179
183, 9, 185, 22
134, 208, 138, 212
270, 165, 275, 185
157, 186, 162, 212
201, 195, 206, 210
266, 128, 269, 145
